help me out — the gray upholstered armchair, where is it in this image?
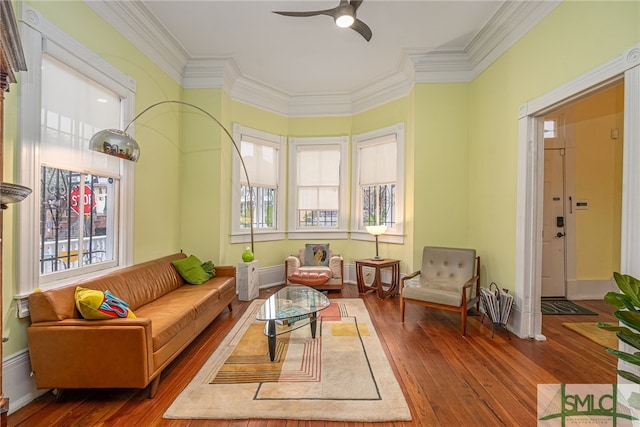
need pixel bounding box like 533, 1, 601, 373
400, 246, 480, 335
285, 244, 344, 291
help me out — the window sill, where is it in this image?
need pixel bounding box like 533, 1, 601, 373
287, 230, 349, 240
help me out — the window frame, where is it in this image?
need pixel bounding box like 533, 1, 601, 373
16, 3, 135, 297
351, 123, 405, 244
231, 124, 286, 243
288, 136, 349, 240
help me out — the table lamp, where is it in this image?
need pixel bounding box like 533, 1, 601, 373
365, 225, 387, 260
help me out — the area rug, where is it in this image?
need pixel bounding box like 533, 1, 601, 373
163, 298, 412, 422
563, 322, 618, 348
541, 299, 597, 315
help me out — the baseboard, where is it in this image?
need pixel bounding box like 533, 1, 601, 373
3, 349, 47, 415
566, 278, 617, 300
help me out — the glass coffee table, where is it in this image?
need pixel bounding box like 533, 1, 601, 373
256, 285, 331, 361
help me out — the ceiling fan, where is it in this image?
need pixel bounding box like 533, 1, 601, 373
273, 0, 372, 42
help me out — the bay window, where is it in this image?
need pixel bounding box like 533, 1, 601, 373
288, 136, 348, 239
352, 123, 405, 243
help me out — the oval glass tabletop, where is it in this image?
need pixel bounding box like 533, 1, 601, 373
256, 285, 331, 362
256, 285, 330, 322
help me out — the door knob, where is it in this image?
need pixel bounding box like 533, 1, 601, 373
556, 232, 565, 238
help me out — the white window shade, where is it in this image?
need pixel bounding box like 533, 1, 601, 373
359, 140, 397, 185
241, 137, 278, 186
297, 150, 340, 186
41, 55, 121, 176
298, 187, 339, 210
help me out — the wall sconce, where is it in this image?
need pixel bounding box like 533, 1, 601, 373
0, 182, 32, 210
88, 100, 254, 252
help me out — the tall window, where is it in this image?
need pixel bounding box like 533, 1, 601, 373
352, 123, 405, 242
288, 137, 348, 238
17, 4, 135, 296
37, 56, 121, 282
232, 125, 286, 242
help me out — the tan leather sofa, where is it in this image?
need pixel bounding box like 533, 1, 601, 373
26, 253, 236, 398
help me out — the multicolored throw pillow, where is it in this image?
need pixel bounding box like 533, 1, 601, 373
304, 243, 330, 266
75, 286, 136, 319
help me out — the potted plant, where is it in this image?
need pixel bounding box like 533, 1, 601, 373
599, 272, 640, 387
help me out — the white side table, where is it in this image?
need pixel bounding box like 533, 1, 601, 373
238, 260, 259, 301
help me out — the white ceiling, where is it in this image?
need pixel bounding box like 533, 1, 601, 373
87, 0, 559, 115
137, 0, 504, 95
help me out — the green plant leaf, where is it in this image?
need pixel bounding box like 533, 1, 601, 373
615, 369, 640, 385
607, 348, 640, 366
614, 272, 640, 308
598, 322, 631, 333
605, 291, 629, 309
614, 310, 640, 331
618, 332, 640, 350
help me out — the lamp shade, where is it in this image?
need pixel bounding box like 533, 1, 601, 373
365, 225, 387, 236
89, 129, 141, 162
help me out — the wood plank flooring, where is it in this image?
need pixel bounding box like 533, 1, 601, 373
8, 284, 618, 426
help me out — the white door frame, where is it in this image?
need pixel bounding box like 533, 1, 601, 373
514, 45, 640, 340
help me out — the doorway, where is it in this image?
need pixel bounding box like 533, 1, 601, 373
540, 84, 623, 302
514, 46, 639, 340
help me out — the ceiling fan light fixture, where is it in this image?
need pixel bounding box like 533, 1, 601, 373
334, 5, 355, 28
335, 13, 354, 28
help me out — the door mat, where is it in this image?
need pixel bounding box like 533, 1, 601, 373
541, 299, 597, 315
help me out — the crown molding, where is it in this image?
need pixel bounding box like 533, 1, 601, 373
88, 0, 559, 117
183, 57, 241, 93
84, 0, 188, 84
230, 75, 291, 116
466, 0, 562, 79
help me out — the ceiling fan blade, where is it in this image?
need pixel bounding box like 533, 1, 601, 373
350, 0, 364, 12
351, 19, 372, 42
273, 9, 335, 18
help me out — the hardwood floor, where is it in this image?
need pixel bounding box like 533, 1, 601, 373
8, 284, 617, 426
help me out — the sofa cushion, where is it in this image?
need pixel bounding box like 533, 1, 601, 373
75, 287, 136, 319
172, 255, 211, 285
288, 270, 331, 285
304, 243, 330, 266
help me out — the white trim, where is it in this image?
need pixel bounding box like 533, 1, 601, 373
16, 3, 136, 296
566, 279, 618, 301
351, 123, 405, 243
83, 0, 187, 84
515, 45, 640, 339
231, 124, 286, 243
287, 136, 349, 233
3, 350, 47, 416
621, 61, 640, 278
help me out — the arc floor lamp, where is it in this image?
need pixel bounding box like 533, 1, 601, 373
89, 100, 254, 253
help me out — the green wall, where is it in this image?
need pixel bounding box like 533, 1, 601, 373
467, 0, 639, 291
3, 0, 184, 356
2, 0, 639, 360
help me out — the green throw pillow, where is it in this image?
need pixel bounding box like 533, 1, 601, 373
75, 286, 136, 319
172, 255, 211, 285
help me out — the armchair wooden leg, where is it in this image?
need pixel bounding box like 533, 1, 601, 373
401, 297, 405, 322
461, 309, 467, 336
